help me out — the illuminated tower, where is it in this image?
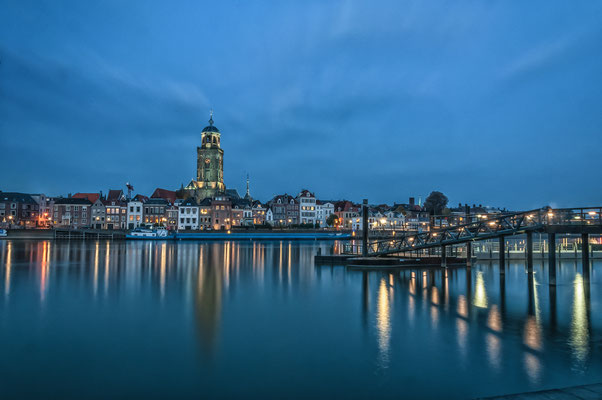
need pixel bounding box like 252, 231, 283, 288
186, 111, 226, 201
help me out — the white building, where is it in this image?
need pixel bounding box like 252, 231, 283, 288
126, 199, 143, 229
266, 207, 274, 225
178, 198, 200, 230
297, 189, 317, 225
316, 201, 334, 227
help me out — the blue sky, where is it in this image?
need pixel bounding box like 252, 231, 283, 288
1, 1, 601, 209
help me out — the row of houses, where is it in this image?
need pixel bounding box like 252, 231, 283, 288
1, 189, 505, 232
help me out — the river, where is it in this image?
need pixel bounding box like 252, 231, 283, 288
0, 240, 600, 399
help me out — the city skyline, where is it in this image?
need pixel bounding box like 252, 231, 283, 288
2, 1, 602, 209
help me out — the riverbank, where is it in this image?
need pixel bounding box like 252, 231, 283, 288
1, 228, 353, 241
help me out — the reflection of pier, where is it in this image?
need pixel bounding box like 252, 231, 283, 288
358, 261, 595, 381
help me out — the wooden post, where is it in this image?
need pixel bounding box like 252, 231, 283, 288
466, 241, 472, 267
499, 236, 505, 274
548, 232, 556, 285
441, 245, 447, 268
362, 199, 368, 257
582, 233, 590, 280
526, 231, 533, 272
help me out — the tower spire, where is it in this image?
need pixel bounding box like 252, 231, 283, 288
209, 109, 214, 126
246, 174, 250, 197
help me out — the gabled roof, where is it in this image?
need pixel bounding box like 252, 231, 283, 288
102, 199, 126, 206
107, 189, 124, 202
180, 197, 199, 207
145, 198, 169, 205
132, 194, 149, 203
73, 193, 100, 203
199, 198, 212, 206
0, 192, 37, 204
225, 189, 240, 200
151, 188, 176, 204
298, 189, 315, 198
55, 197, 92, 205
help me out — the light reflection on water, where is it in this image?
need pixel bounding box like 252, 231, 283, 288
0, 240, 600, 399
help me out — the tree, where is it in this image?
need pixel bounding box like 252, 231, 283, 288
326, 214, 339, 227
424, 191, 448, 215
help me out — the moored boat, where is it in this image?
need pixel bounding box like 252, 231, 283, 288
0, 229, 7, 238
126, 227, 174, 240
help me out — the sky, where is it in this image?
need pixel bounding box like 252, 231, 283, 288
1, 1, 601, 209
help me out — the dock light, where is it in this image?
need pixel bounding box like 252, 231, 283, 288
408, 237, 414, 241
489, 222, 496, 226
588, 211, 597, 216
547, 212, 554, 217
433, 233, 437, 237
392, 231, 396, 236
227, 230, 231, 234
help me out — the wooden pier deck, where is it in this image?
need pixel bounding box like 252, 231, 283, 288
479, 382, 602, 399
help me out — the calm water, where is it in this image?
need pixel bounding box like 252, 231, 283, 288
0, 240, 600, 399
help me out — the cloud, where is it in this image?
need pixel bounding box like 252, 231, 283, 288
499, 32, 580, 80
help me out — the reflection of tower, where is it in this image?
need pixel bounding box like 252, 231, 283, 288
194, 244, 223, 356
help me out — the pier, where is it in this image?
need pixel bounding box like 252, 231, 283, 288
317, 207, 601, 281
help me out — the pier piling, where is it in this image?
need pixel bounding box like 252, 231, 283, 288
548, 232, 557, 285
582, 233, 590, 280
362, 199, 368, 257
499, 236, 505, 274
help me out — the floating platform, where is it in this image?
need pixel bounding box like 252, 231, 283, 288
315, 254, 467, 269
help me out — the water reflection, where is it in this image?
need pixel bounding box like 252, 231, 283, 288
376, 277, 391, 369
473, 270, 488, 308
0, 240, 599, 399
569, 273, 590, 370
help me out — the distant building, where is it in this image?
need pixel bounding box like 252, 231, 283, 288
211, 195, 232, 230
0, 192, 39, 227
334, 201, 360, 230
126, 199, 143, 229
52, 198, 91, 228
166, 204, 178, 230
144, 198, 169, 225
30, 193, 51, 227
198, 198, 212, 230
185, 113, 227, 202
252, 201, 266, 225
91, 198, 106, 229
268, 194, 299, 226
316, 201, 335, 226
103, 199, 126, 230
178, 197, 200, 230
297, 189, 317, 225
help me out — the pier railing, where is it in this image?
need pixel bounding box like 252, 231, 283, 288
343, 207, 602, 256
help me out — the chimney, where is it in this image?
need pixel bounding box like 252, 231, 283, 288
409, 197, 415, 206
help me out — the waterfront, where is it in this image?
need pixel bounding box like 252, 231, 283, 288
0, 240, 600, 399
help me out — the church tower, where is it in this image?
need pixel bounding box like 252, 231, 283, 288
185, 111, 226, 201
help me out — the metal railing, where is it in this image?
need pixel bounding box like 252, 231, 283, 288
343, 207, 602, 256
